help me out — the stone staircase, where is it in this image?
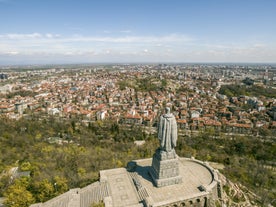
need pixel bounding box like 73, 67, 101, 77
30, 181, 109, 207
129, 171, 149, 202
80, 181, 109, 207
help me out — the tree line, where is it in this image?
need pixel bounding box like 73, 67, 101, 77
219, 84, 276, 98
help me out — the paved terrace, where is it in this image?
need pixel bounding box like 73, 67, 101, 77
129, 158, 217, 207
30, 157, 220, 207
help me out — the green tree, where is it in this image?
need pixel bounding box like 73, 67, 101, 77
33, 179, 55, 202
53, 176, 68, 195
20, 161, 32, 171
161, 79, 167, 89
0, 174, 10, 196
4, 179, 35, 207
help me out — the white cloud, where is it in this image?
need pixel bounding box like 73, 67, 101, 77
45, 33, 59, 38
2, 51, 19, 55
0, 33, 192, 42
0, 33, 61, 40
0, 32, 275, 63
253, 43, 266, 48
6, 33, 42, 39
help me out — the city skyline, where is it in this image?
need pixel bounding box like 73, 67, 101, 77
0, 0, 276, 65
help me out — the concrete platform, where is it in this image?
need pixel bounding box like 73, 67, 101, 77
100, 168, 142, 207
30, 157, 221, 207
100, 157, 221, 207
131, 157, 218, 206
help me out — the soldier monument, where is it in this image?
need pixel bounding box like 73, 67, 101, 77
150, 107, 182, 187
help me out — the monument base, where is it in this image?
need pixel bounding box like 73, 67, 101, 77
150, 149, 182, 187
151, 173, 182, 187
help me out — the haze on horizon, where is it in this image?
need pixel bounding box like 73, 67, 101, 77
0, 0, 276, 65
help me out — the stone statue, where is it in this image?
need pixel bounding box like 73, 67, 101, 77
151, 107, 182, 187
158, 107, 177, 152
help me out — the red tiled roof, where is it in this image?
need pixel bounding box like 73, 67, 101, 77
124, 114, 142, 119
177, 119, 187, 124
204, 120, 221, 126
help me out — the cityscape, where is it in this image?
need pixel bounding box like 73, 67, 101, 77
0, 0, 276, 207
0, 64, 276, 137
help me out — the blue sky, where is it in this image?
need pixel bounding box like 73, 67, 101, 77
0, 0, 275, 65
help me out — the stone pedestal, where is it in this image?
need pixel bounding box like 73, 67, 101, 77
150, 149, 182, 187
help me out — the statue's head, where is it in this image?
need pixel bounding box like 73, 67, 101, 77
165, 107, 170, 114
